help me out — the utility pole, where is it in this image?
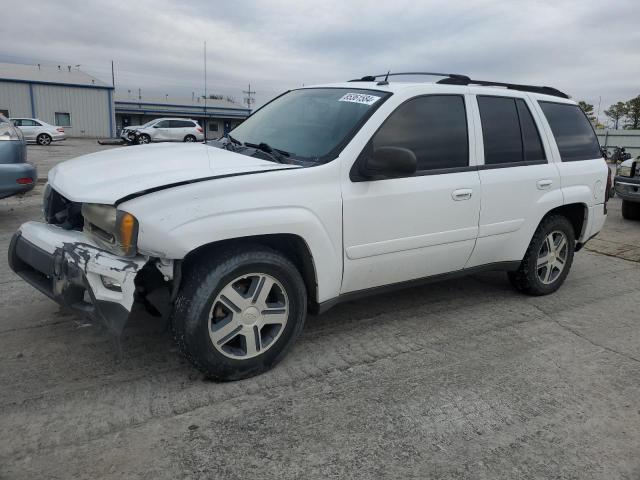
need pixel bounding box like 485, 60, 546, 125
243, 83, 256, 112
204, 41, 208, 142
111, 60, 115, 87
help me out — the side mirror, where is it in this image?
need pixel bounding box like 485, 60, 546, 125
361, 146, 417, 179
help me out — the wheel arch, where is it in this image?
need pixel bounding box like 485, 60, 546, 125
541, 202, 588, 244
181, 233, 320, 312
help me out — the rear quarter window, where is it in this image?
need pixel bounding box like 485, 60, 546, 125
539, 102, 601, 162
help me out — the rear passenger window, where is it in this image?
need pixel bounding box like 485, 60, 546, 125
478, 96, 522, 165
372, 95, 468, 172
539, 102, 601, 162
170, 120, 194, 128
478, 96, 547, 165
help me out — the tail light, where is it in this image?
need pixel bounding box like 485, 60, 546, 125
56, 127, 64, 133
16, 177, 33, 185
196, 126, 203, 133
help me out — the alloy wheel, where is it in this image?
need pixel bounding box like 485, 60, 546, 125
536, 230, 568, 285
208, 273, 289, 360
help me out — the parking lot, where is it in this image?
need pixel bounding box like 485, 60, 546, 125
1, 141, 639, 479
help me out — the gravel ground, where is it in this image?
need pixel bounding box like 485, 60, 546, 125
1, 144, 639, 479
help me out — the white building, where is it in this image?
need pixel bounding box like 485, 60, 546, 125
0, 62, 115, 137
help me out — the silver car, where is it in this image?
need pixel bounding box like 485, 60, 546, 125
0, 115, 36, 199
11, 118, 66, 145
120, 118, 205, 144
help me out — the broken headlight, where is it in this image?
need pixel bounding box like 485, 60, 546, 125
81, 204, 139, 257
617, 165, 632, 177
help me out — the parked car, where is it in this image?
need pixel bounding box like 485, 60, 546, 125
11, 118, 66, 145
614, 156, 640, 219
0, 115, 36, 199
8, 74, 609, 381
120, 118, 204, 144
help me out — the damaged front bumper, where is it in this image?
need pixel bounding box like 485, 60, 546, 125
8, 221, 148, 334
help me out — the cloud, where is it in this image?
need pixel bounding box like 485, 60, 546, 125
1, 0, 639, 114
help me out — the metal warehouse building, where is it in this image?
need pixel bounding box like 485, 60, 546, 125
0, 62, 252, 138
0, 62, 114, 137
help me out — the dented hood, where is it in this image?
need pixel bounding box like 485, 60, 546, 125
48, 142, 298, 204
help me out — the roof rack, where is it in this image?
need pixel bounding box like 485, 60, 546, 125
349, 72, 570, 99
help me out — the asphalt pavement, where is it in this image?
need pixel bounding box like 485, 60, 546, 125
0, 142, 639, 479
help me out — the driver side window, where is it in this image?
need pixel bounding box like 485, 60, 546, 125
372, 95, 469, 173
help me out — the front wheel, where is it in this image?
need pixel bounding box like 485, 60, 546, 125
508, 215, 575, 295
172, 245, 307, 381
137, 134, 151, 144
621, 200, 640, 220
36, 133, 52, 146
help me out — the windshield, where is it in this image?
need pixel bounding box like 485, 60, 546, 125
230, 88, 390, 161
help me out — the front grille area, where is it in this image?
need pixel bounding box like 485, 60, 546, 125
43, 185, 84, 231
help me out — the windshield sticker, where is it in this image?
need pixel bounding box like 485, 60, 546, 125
339, 93, 381, 106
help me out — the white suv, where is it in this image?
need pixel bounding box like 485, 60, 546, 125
120, 118, 204, 144
9, 73, 609, 381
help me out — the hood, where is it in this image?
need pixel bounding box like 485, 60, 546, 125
48, 143, 298, 204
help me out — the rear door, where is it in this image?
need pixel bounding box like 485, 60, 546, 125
534, 101, 608, 212
466, 94, 562, 267
170, 120, 193, 141
341, 94, 481, 293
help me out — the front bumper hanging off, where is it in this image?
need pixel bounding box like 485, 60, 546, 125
8, 221, 147, 334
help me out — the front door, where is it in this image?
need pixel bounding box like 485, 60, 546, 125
341, 94, 481, 293
152, 120, 171, 141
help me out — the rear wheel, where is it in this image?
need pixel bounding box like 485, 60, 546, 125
172, 245, 307, 381
508, 215, 575, 295
36, 133, 52, 146
183, 135, 196, 142
621, 200, 640, 220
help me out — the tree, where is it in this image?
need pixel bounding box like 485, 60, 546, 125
604, 102, 628, 129
624, 96, 640, 129
578, 101, 597, 123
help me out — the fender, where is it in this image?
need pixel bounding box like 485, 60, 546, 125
120, 162, 344, 302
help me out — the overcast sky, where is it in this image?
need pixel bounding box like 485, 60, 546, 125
2, 0, 639, 121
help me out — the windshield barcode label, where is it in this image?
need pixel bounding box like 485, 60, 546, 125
339, 93, 381, 105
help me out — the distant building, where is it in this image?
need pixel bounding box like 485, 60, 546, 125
0, 62, 252, 139
0, 62, 114, 137
115, 96, 250, 138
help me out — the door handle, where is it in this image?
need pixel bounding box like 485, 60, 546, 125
537, 179, 553, 190
452, 188, 473, 201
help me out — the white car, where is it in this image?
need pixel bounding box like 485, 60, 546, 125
9, 73, 609, 381
11, 118, 66, 145
120, 118, 204, 144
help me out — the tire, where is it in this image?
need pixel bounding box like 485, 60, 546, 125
137, 134, 151, 144
508, 215, 575, 296
183, 135, 196, 142
621, 200, 640, 220
172, 245, 307, 381
36, 133, 52, 146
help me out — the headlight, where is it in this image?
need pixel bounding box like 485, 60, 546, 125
81, 204, 139, 257
617, 165, 632, 177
